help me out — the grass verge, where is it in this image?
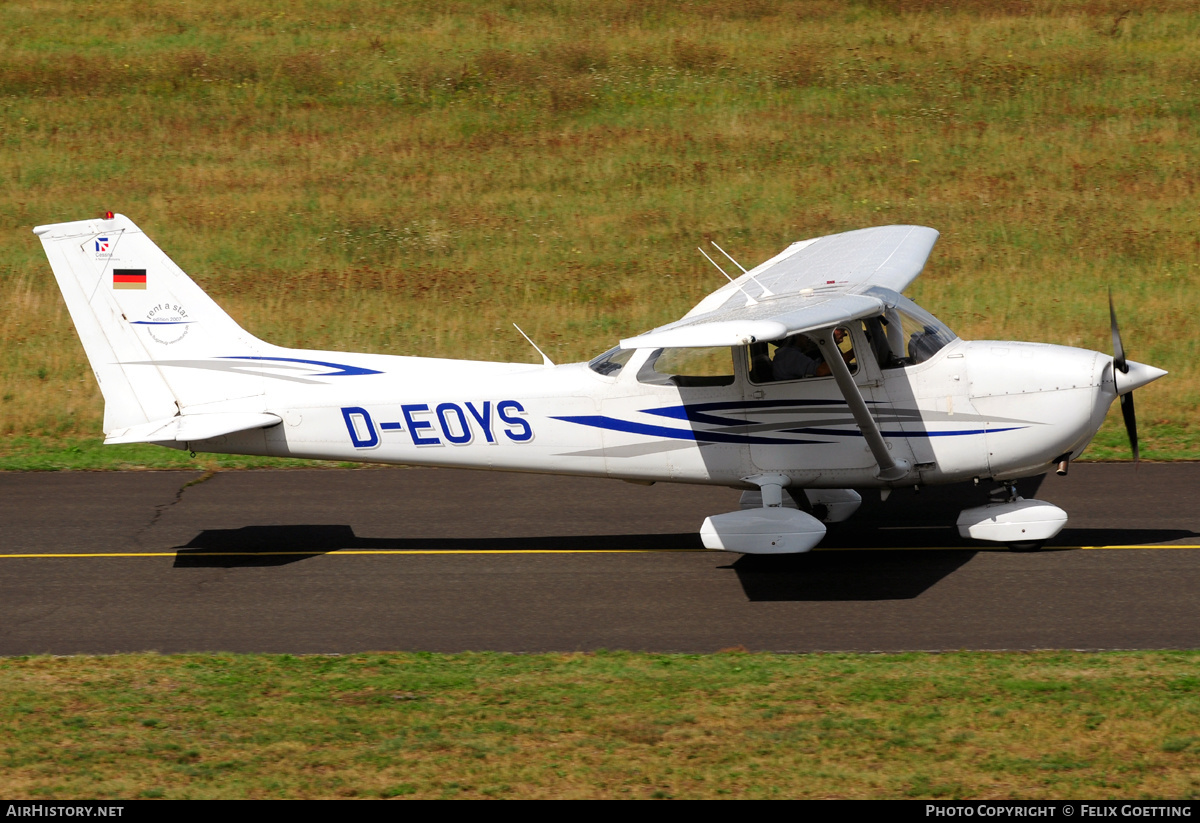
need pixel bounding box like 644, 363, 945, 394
2, 650, 1197, 800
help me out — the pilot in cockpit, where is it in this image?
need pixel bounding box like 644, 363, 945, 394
771, 334, 827, 380
770, 328, 853, 381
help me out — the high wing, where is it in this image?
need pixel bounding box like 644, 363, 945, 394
620, 225, 939, 349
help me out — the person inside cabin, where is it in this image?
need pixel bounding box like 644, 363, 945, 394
770, 328, 852, 380
772, 333, 827, 380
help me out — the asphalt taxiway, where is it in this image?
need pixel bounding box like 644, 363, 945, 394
1, 464, 1196, 654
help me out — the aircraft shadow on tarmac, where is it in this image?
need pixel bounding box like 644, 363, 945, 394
730, 549, 979, 602
173, 521, 1197, 605
731, 525, 1199, 602
172, 525, 707, 567
171, 523, 985, 601
171, 475, 1058, 570
1051, 527, 1199, 546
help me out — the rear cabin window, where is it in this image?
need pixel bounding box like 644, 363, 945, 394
637, 347, 735, 387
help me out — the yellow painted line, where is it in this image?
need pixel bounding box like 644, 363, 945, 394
819, 544, 1200, 552
0, 549, 706, 559
2, 545, 1199, 559
1077, 544, 1200, 550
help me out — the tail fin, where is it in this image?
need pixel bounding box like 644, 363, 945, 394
34, 214, 272, 440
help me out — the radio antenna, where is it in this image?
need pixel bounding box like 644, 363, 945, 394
712, 241, 774, 297
711, 241, 747, 273
512, 323, 554, 367
697, 247, 758, 306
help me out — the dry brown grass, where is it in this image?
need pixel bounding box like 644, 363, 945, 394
2, 0, 1197, 460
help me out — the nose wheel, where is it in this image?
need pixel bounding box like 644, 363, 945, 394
957, 486, 1066, 551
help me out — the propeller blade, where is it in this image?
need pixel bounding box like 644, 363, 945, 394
1120, 390, 1139, 463
1109, 291, 1140, 462
1109, 289, 1127, 374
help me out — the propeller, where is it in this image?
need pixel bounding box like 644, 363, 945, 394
1108, 290, 1139, 463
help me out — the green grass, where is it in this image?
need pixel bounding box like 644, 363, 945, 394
2, 650, 1198, 799
2, 0, 1197, 465
0, 435, 361, 471
3, 7, 1196, 801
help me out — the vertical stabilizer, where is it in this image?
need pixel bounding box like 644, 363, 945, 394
33, 214, 269, 436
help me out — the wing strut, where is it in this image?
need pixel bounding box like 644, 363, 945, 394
814, 328, 911, 483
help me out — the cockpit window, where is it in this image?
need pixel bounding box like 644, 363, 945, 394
862, 294, 957, 368
747, 327, 858, 384
588, 346, 635, 377
637, 346, 735, 387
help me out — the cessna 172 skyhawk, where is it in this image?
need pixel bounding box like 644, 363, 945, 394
35, 214, 1166, 553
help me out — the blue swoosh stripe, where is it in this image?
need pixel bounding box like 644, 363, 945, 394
556, 414, 1024, 444
642, 399, 881, 427
640, 402, 1027, 438
644, 398, 872, 420
781, 426, 1027, 438
552, 415, 829, 445
219, 356, 383, 377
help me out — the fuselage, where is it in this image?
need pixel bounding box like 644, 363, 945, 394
195, 329, 1124, 491
35, 211, 1170, 554
35, 214, 1165, 516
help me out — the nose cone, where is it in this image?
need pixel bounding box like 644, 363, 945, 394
1114, 359, 1168, 396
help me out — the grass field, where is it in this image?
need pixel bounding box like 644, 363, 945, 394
2, 0, 1198, 466
3, 3, 1198, 800
2, 651, 1198, 800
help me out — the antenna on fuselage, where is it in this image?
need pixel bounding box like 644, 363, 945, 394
697, 247, 759, 306
712, 241, 775, 297
512, 323, 555, 367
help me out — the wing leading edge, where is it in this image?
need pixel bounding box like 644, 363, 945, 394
620, 225, 938, 350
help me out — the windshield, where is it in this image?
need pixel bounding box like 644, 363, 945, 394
588, 346, 634, 377
862, 291, 957, 368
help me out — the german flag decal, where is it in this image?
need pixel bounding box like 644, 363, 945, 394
113, 269, 147, 290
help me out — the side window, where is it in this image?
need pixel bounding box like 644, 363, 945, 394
747, 327, 857, 384
637, 347, 735, 387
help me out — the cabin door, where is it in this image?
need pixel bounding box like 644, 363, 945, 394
741, 324, 917, 484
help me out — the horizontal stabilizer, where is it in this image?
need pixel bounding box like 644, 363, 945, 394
104, 412, 282, 444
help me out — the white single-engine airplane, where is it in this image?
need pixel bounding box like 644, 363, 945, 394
35, 214, 1166, 553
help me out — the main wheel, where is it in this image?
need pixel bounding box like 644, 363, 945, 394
1007, 541, 1043, 552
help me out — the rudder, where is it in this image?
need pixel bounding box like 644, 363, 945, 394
34, 214, 270, 438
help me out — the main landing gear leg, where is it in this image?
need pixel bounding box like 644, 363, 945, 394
699, 474, 827, 555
